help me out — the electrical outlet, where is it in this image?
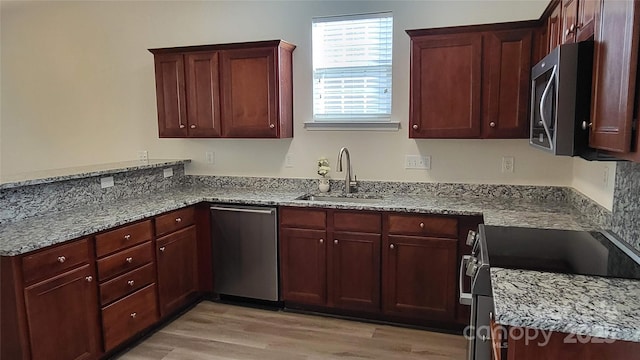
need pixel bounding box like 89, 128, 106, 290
285, 154, 294, 168
502, 156, 515, 173
603, 166, 610, 188
163, 167, 173, 178
100, 176, 114, 189
137, 150, 148, 162
405, 155, 431, 170
205, 152, 215, 165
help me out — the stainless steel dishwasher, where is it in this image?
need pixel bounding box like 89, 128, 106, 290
210, 204, 279, 302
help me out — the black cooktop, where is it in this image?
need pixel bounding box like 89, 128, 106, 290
481, 225, 640, 280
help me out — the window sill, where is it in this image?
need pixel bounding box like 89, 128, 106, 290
304, 121, 400, 131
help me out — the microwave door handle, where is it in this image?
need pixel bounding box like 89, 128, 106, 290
539, 65, 557, 151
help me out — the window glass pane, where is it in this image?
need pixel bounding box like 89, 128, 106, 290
312, 12, 393, 121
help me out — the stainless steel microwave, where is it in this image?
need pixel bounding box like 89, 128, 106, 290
530, 41, 593, 156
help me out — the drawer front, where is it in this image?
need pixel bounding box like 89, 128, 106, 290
387, 214, 458, 238
333, 211, 381, 233
96, 220, 153, 257
280, 207, 326, 229
155, 207, 195, 237
97, 242, 153, 281
101, 284, 158, 351
22, 237, 90, 284
99, 263, 155, 305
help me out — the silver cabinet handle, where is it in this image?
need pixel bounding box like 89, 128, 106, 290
125, 257, 133, 264
569, 24, 576, 32
269, 124, 275, 129
124, 234, 131, 240
57, 256, 66, 263
179, 124, 185, 129
128, 280, 135, 287
412, 124, 418, 130
565, 29, 571, 36
130, 312, 137, 319
334, 240, 338, 244
319, 239, 324, 244
489, 121, 496, 128
159, 246, 166, 252
190, 124, 196, 129
390, 244, 395, 249
419, 222, 425, 229
582, 121, 592, 130
85, 276, 93, 283
175, 217, 182, 223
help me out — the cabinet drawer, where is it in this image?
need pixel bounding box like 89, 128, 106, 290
280, 207, 326, 229
95, 220, 153, 258
334, 211, 381, 233
387, 214, 458, 238
101, 284, 158, 351
99, 263, 155, 305
97, 242, 153, 281
22, 237, 90, 284
155, 207, 195, 237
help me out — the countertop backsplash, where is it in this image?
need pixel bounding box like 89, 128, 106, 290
612, 162, 640, 252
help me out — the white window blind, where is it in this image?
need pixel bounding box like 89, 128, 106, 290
312, 12, 393, 122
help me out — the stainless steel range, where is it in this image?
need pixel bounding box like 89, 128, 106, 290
459, 225, 640, 360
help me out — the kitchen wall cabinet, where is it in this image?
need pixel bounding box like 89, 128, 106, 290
382, 214, 458, 321
149, 40, 295, 139
407, 22, 534, 139
588, 0, 640, 161
547, 1, 563, 54
561, 0, 599, 44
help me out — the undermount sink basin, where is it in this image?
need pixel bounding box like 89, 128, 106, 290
296, 194, 382, 204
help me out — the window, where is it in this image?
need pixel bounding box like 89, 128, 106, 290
310, 12, 395, 129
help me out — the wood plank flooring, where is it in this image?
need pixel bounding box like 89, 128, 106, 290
117, 302, 468, 360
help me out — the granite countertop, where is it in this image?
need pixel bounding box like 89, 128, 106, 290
491, 268, 640, 342
0, 185, 597, 256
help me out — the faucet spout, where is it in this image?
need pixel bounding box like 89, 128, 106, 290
337, 147, 357, 194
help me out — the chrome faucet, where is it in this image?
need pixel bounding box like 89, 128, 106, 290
337, 147, 358, 194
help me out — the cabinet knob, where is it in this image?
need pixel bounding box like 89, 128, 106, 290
130, 312, 137, 319
128, 280, 135, 287
175, 217, 182, 223
179, 124, 186, 129
419, 222, 425, 229
581, 121, 593, 130
564, 29, 570, 36
269, 124, 275, 129
124, 234, 131, 240
190, 124, 196, 129
489, 121, 496, 128
569, 24, 576, 32
390, 244, 395, 249
57, 256, 66, 263
85, 276, 93, 283
334, 239, 338, 245
412, 124, 418, 130
159, 246, 166, 252
125, 257, 133, 264
319, 239, 324, 244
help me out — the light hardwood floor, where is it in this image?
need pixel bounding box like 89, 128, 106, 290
117, 301, 468, 360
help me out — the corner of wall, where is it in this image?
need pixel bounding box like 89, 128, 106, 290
570, 157, 616, 211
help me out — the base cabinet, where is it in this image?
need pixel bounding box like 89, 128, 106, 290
24, 265, 101, 360
280, 227, 327, 306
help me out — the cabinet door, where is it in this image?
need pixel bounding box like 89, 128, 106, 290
220, 47, 279, 138
589, 0, 639, 152
153, 53, 188, 138
185, 52, 222, 137
548, 2, 563, 52
328, 232, 380, 312
280, 228, 327, 306
409, 33, 482, 138
383, 235, 457, 321
561, 0, 579, 43
156, 225, 198, 317
576, 0, 600, 42
482, 29, 532, 138
24, 265, 100, 360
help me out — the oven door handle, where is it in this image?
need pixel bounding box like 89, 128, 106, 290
459, 255, 472, 306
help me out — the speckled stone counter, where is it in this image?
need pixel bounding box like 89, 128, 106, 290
0, 185, 598, 256
491, 268, 640, 342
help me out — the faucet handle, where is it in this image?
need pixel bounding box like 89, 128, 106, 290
350, 175, 358, 187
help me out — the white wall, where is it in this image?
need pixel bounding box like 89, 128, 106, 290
2, 0, 583, 187
571, 157, 616, 210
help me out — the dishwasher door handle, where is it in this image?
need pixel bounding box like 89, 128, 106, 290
209, 206, 275, 215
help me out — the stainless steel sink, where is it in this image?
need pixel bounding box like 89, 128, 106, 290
296, 194, 382, 204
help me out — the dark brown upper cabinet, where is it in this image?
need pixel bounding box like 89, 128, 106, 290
407, 22, 534, 139
561, 0, 600, 44
149, 40, 295, 139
